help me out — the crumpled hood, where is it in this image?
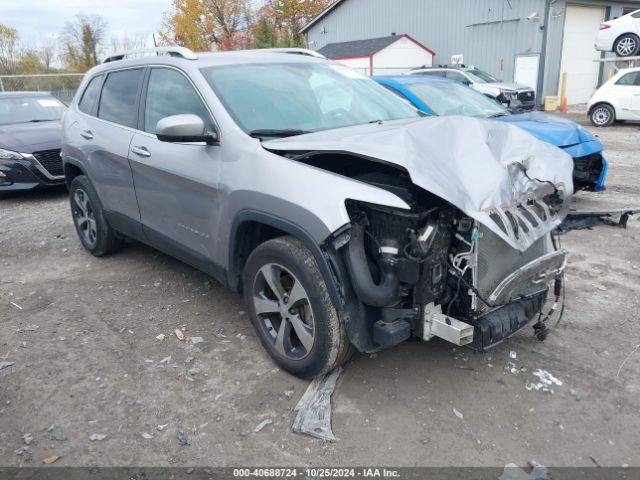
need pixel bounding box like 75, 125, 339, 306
497, 112, 597, 148
0, 121, 62, 152
264, 116, 574, 251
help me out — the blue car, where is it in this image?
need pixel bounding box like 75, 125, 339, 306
375, 76, 607, 191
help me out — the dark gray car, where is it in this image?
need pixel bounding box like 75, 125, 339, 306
0, 92, 67, 192
62, 47, 573, 378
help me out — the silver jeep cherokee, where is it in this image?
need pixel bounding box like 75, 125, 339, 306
62, 47, 573, 378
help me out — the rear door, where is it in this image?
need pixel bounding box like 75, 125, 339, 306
73, 68, 145, 234
128, 66, 222, 271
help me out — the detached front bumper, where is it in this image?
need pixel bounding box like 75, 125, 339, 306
564, 141, 608, 191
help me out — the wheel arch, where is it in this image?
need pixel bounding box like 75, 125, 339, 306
63, 158, 87, 189
227, 210, 344, 308
589, 101, 617, 118
614, 31, 640, 49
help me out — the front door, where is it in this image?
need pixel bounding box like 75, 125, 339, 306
128, 67, 222, 273
610, 70, 640, 120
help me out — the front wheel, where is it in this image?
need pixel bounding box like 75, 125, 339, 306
243, 236, 353, 378
614, 34, 640, 57
589, 104, 615, 127
69, 175, 122, 256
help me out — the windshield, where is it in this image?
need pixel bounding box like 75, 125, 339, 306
464, 69, 498, 83
406, 81, 508, 117
201, 62, 419, 136
0, 95, 66, 125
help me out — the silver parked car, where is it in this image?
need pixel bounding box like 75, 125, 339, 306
62, 47, 573, 378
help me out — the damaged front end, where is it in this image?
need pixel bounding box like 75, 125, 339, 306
265, 116, 573, 352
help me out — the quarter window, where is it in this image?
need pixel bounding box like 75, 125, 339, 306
144, 68, 210, 134
98, 69, 144, 128
78, 75, 103, 115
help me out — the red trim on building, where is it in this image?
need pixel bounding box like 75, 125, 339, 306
369, 55, 374, 76
401, 34, 436, 58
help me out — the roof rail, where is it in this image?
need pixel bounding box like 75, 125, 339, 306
103, 47, 198, 64
251, 48, 326, 59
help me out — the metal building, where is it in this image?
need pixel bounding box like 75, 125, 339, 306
302, 0, 640, 105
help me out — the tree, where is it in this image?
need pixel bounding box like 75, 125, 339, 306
60, 14, 107, 71
252, 18, 277, 49
267, 0, 332, 47
0, 24, 20, 74
160, 0, 253, 51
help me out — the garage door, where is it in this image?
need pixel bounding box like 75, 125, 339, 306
559, 5, 605, 105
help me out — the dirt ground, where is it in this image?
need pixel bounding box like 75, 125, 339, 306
1, 113, 639, 469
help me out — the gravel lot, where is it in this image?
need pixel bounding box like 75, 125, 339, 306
1, 113, 639, 468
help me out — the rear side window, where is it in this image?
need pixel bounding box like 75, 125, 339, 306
98, 69, 144, 128
616, 72, 640, 86
78, 75, 103, 115
445, 71, 467, 83
144, 68, 210, 134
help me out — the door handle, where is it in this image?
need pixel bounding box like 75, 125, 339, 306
80, 130, 93, 140
131, 146, 151, 158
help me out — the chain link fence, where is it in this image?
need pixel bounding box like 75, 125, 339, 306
0, 73, 85, 105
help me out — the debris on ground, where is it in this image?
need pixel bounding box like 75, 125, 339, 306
89, 433, 107, 441
176, 431, 189, 446
159, 356, 171, 365
22, 433, 33, 445
186, 368, 199, 382
253, 418, 273, 433
213, 327, 225, 337
10, 301, 23, 310
174, 329, 186, 341
510, 351, 517, 359
500, 460, 551, 480
156, 334, 166, 341
188, 336, 204, 345
0, 361, 15, 371
292, 367, 342, 442
526, 369, 563, 393
141, 432, 153, 439
616, 343, 640, 379
42, 455, 61, 464
283, 390, 294, 400
157, 424, 169, 431
507, 362, 526, 375
452, 407, 464, 420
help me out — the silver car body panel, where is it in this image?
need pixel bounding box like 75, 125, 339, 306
264, 115, 574, 251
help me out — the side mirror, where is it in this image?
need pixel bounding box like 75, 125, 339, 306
156, 114, 218, 145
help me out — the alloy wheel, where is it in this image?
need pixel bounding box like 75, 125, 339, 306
616, 37, 637, 56
252, 263, 315, 360
592, 106, 611, 126
72, 188, 98, 247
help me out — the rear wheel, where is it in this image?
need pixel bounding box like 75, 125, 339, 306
589, 103, 615, 127
69, 175, 122, 256
243, 236, 352, 378
614, 34, 640, 57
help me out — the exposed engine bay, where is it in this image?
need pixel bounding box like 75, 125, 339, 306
280, 152, 568, 352
336, 166, 566, 351
264, 116, 574, 352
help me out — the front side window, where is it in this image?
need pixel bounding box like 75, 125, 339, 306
464, 69, 498, 83
144, 68, 211, 134
200, 62, 418, 135
405, 81, 508, 118
0, 95, 66, 126
78, 75, 103, 115
616, 72, 640, 86
98, 69, 144, 128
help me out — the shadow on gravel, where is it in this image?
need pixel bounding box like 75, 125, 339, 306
0, 185, 68, 202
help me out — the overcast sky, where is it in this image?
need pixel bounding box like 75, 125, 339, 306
1, 0, 172, 47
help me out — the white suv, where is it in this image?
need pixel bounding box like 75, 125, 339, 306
587, 67, 640, 126
595, 9, 640, 57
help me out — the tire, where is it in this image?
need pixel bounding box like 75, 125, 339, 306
614, 34, 640, 57
589, 103, 615, 127
243, 236, 353, 378
69, 175, 122, 256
